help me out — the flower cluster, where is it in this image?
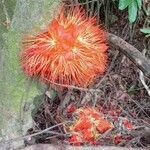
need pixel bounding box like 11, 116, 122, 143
20, 7, 108, 87
67, 107, 113, 145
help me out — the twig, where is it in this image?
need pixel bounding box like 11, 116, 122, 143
59, 89, 72, 113
0, 122, 68, 144
140, 68, 150, 96
139, 49, 150, 96
49, 80, 102, 92
46, 131, 69, 136
95, 50, 119, 88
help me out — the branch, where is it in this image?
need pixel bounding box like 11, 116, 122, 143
0, 122, 67, 144
139, 49, 150, 96
48, 80, 102, 92
107, 33, 150, 78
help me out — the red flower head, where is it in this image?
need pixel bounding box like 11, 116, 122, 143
66, 107, 113, 144
20, 6, 108, 87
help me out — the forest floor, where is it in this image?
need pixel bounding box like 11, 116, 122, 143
25, 1, 150, 149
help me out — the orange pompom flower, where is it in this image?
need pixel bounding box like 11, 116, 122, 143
20, 7, 108, 87
67, 107, 113, 145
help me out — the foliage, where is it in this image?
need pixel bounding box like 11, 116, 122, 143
140, 28, 150, 37
118, 0, 142, 23
140, 28, 150, 34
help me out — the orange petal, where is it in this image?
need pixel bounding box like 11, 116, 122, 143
73, 118, 93, 131
96, 119, 113, 133
82, 129, 95, 142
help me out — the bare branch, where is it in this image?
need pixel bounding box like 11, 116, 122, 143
107, 33, 150, 78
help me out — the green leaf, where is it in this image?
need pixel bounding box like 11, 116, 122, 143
119, 0, 131, 10
140, 28, 150, 34
127, 84, 136, 95
128, 0, 138, 23
136, 0, 142, 10
146, 34, 150, 38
